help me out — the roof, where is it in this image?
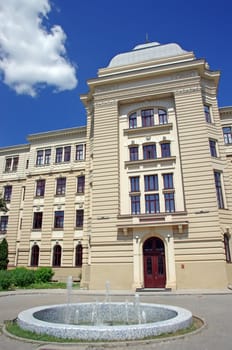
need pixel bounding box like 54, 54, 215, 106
107, 42, 189, 68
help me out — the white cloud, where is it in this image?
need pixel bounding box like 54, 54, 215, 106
0, 0, 77, 96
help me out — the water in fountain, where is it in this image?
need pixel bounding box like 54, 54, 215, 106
64, 275, 73, 324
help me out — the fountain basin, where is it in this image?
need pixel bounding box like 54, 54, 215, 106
17, 302, 192, 341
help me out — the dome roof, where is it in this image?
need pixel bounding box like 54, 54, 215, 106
108, 42, 189, 68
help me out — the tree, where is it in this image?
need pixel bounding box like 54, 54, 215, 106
0, 195, 8, 213
0, 238, 9, 270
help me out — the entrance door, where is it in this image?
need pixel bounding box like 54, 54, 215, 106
143, 237, 166, 288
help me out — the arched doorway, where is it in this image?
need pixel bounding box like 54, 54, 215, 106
143, 237, 166, 288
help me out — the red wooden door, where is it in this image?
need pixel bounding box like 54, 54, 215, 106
143, 237, 166, 288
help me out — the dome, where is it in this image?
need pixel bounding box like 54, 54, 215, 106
108, 42, 189, 68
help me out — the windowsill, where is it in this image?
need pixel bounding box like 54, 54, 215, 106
125, 156, 176, 166
0, 231, 7, 234
53, 227, 64, 230
54, 194, 66, 197
124, 123, 173, 135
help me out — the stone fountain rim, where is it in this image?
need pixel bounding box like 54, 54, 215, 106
17, 302, 192, 330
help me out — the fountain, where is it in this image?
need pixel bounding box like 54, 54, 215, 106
16, 278, 193, 341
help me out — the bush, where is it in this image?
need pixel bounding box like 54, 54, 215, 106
0, 270, 12, 290
35, 267, 54, 283
0, 238, 9, 270
11, 267, 35, 287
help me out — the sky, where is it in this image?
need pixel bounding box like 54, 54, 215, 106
0, 0, 231, 148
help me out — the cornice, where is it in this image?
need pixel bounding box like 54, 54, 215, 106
0, 144, 30, 154
27, 126, 87, 143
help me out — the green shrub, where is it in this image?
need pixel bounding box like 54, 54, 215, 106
11, 267, 35, 287
35, 267, 54, 283
0, 270, 12, 290
0, 238, 9, 270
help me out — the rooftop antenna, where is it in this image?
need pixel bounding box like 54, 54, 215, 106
145, 33, 149, 43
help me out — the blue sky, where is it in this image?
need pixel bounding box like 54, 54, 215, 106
0, 0, 231, 147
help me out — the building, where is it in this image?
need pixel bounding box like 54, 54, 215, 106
1, 41, 232, 290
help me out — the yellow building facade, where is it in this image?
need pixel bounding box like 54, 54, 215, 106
1, 42, 232, 290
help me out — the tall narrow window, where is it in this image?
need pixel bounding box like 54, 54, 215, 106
163, 174, 174, 189
224, 234, 231, 263
144, 175, 158, 191
76, 210, 84, 227
131, 195, 140, 214
130, 177, 140, 192
4, 185, 12, 202
158, 109, 168, 124
209, 139, 217, 157
44, 149, 51, 164
214, 171, 224, 209
53, 244, 62, 266
143, 144, 156, 160
75, 244, 83, 266
33, 212, 43, 229
204, 105, 211, 123
54, 211, 64, 228
35, 179, 45, 197
55, 147, 63, 163
129, 113, 137, 128
76, 144, 85, 160
223, 127, 232, 144
36, 150, 44, 165
0, 216, 8, 233
56, 177, 66, 195
31, 245, 39, 266
141, 109, 154, 127
164, 193, 175, 212
145, 194, 160, 213
77, 176, 85, 193
64, 146, 71, 162
161, 143, 171, 158
129, 146, 138, 161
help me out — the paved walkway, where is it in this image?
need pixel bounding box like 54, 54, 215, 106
0, 288, 232, 350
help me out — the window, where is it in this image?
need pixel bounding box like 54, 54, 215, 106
55, 147, 63, 163
76, 144, 85, 161
35, 180, 45, 197
44, 149, 51, 164
144, 175, 158, 191
223, 127, 232, 144
33, 212, 43, 229
129, 113, 137, 128
53, 244, 62, 266
0, 216, 8, 233
161, 143, 171, 158
209, 139, 217, 157
131, 195, 140, 214
31, 245, 39, 266
76, 209, 84, 227
224, 234, 231, 263
143, 144, 156, 160
54, 211, 64, 229
163, 173, 174, 189
77, 176, 85, 193
5, 157, 19, 172
56, 177, 66, 195
145, 194, 160, 213
4, 185, 12, 202
129, 146, 139, 161
36, 149, 51, 165
75, 244, 83, 266
164, 193, 175, 212
141, 109, 154, 127
64, 146, 71, 162
214, 171, 224, 209
204, 105, 211, 123
130, 177, 140, 192
158, 109, 168, 124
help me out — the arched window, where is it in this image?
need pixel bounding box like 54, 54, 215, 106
224, 234, 231, 263
75, 244, 83, 267
31, 244, 39, 266
53, 244, 62, 266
